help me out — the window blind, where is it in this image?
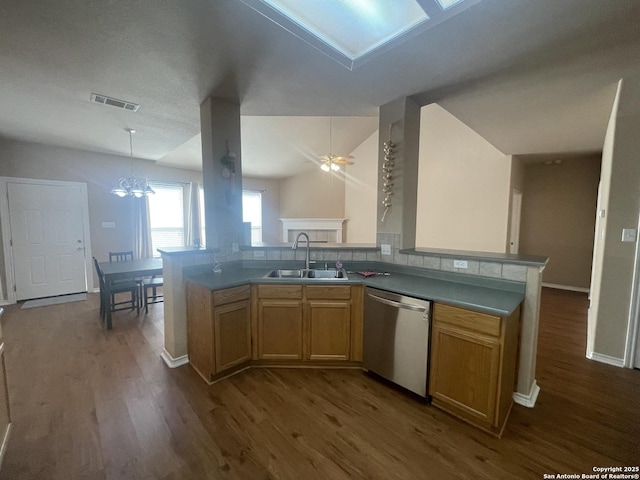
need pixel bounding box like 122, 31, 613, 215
148, 182, 185, 255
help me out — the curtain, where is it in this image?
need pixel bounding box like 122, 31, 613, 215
133, 196, 153, 258
186, 182, 202, 247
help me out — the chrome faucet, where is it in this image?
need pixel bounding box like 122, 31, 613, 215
292, 232, 310, 270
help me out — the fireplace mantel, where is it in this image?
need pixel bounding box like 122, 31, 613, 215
280, 218, 346, 243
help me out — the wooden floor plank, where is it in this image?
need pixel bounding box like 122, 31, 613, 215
0, 288, 638, 479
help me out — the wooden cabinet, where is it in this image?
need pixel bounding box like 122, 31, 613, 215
429, 302, 520, 437
213, 300, 251, 372
256, 285, 304, 360
253, 284, 363, 364
188, 281, 364, 381
186, 283, 251, 382
306, 286, 351, 361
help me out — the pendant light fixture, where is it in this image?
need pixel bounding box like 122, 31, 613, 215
111, 128, 155, 197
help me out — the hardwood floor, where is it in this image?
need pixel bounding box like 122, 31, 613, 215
0, 288, 638, 479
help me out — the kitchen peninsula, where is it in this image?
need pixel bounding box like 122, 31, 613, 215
160, 245, 547, 436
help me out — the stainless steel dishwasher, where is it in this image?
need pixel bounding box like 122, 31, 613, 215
363, 287, 431, 398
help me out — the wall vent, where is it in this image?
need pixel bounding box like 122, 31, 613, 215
90, 93, 140, 112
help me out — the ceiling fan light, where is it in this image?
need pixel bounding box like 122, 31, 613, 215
321, 163, 330, 172
331, 163, 340, 171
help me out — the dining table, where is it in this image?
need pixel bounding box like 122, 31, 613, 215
99, 257, 163, 330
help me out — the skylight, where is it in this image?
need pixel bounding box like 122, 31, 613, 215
241, 0, 475, 70
261, 0, 429, 61
435, 0, 465, 9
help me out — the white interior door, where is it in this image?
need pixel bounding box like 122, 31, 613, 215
8, 182, 87, 300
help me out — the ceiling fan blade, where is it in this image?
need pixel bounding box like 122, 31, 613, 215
333, 156, 355, 165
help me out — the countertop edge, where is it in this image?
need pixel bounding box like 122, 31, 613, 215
184, 268, 524, 317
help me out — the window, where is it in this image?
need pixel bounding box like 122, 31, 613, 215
242, 190, 263, 244
199, 187, 206, 246
148, 182, 185, 255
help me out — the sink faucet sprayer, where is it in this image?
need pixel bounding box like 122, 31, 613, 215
292, 232, 310, 270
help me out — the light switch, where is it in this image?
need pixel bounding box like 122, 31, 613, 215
622, 229, 637, 242
381, 244, 392, 255
101, 222, 116, 229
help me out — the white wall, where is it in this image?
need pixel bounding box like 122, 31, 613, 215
588, 76, 640, 366
415, 104, 511, 253
344, 131, 378, 243
279, 168, 345, 219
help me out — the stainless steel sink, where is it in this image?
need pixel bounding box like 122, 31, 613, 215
306, 269, 347, 279
265, 269, 305, 278
263, 268, 349, 280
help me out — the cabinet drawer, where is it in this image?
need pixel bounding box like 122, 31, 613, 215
214, 285, 250, 305
257, 284, 303, 299
306, 285, 351, 300
434, 303, 501, 337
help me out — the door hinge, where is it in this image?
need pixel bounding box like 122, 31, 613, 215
13, 285, 16, 292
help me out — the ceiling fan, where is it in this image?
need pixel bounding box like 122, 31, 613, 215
320, 153, 354, 172
320, 117, 355, 172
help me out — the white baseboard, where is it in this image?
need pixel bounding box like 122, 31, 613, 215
542, 283, 589, 293
0, 422, 11, 470
513, 380, 540, 408
586, 351, 625, 367
160, 349, 189, 368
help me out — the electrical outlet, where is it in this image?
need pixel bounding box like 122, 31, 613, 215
232, 242, 239, 252
253, 250, 265, 258
453, 260, 468, 269
622, 229, 637, 242
381, 244, 392, 255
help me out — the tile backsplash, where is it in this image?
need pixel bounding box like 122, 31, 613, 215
228, 232, 531, 284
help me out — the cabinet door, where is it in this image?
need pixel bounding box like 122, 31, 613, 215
214, 300, 251, 373
186, 283, 214, 381
257, 300, 304, 360
306, 300, 351, 361
429, 323, 501, 427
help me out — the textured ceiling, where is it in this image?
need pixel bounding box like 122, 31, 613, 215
1, 0, 639, 177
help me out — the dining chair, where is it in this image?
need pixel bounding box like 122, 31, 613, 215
92, 257, 107, 320
142, 276, 164, 313
93, 257, 140, 320
108, 250, 143, 309
109, 250, 134, 262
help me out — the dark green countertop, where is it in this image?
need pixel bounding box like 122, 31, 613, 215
185, 265, 524, 317
360, 273, 523, 316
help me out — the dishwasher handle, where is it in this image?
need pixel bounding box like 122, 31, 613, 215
367, 292, 428, 313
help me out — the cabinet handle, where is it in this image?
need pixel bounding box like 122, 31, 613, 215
366, 293, 427, 312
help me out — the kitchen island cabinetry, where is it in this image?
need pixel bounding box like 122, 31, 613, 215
254, 285, 304, 360
306, 285, 352, 361
429, 302, 520, 436
253, 284, 363, 363
186, 283, 251, 383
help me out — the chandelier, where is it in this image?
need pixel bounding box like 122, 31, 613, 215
110, 128, 155, 197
